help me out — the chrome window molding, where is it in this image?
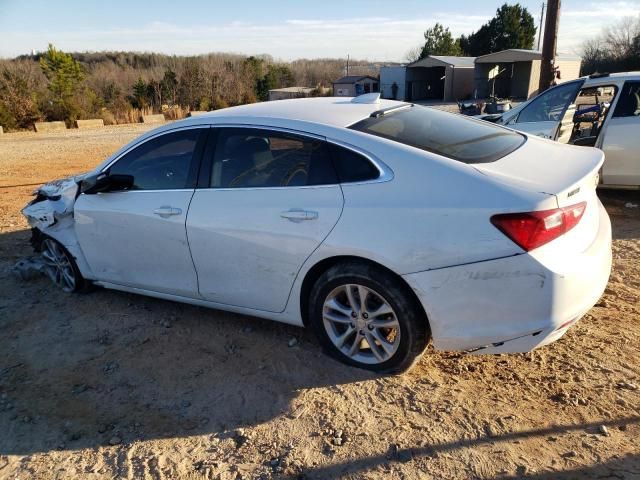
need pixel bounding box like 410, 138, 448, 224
205, 123, 326, 141
83, 189, 196, 196
100, 122, 394, 192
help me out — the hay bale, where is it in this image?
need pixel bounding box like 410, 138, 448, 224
187, 111, 208, 117
141, 114, 165, 124
34, 121, 67, 133
75, 119, 104, 129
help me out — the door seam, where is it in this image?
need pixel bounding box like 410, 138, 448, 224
279, 184, 346, 313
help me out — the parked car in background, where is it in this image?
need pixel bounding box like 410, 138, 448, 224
23, 95, 612, 373
484, 72, 640, 189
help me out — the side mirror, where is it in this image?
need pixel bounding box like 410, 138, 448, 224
572, 136, 598, 147
81, 173, 134, 194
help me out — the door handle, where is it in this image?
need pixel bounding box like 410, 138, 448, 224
153, 206, 182, 218
280, 209, 318, 222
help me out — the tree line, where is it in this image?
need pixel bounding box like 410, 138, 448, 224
580, 17, 640, 75
406, 3, 537, 60
0, 46, 372, 130
408, 3, 639, 78
1, 3, 638, 131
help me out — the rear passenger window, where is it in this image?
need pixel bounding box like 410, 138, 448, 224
211, 128, 337, 188
331, 145, 380, 183
613, 81, 640, 118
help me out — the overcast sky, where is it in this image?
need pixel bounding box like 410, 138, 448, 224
0, 0, 638, 60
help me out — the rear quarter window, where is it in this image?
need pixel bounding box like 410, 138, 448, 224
331, 144, 379, 183
349, 105, 525, 164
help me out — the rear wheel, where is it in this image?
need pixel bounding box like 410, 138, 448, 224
40, 237, 88, 293
309, 262, 429, 373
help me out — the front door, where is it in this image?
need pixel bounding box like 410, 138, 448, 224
510, 80, 584, 141
74, 127, 207, 297
186, 127, 344, 313
601, 81, 640, 186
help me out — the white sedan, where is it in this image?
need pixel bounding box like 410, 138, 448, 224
23, 94, 612, 373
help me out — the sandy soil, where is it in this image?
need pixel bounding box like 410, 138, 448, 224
0, 126, 638, 480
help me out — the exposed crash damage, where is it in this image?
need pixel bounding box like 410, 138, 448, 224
22, 176, 80, 230
19, 175, 91, 292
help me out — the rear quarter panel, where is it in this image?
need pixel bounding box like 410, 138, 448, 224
313, 132, 557, 275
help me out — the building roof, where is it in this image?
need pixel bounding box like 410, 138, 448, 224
332, 75, 378, 84
475, 49, 582, 64
408, 56, 476, 68
268, 86, 316, 93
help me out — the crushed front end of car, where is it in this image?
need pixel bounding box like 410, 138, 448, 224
18, 175, 92, 284
22, 176, 81, 230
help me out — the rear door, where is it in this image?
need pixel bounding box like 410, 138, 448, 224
186, 127, 344, 313
509, 80, 584, 141
600, 81, 640, 186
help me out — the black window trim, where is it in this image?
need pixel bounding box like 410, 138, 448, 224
326, 138, 393, 185
196, 124, 393, 189
98, 125, 210, 193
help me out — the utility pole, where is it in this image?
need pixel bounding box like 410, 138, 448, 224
346, 55, 350, 76
537, 2, 546, 51
538, 0, 560, 93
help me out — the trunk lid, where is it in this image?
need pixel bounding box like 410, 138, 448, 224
475, 135, 604, 253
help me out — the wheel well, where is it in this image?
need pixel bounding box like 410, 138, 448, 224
299, 255, 430, 330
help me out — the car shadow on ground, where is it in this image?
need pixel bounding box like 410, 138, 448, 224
300, 419, 640, 479
0, 230, 376, 456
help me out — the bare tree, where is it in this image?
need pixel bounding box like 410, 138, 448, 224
404, 46, 422, 64
603, 16, 640, 58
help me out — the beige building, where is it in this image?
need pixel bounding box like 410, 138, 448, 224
332, 76, 379, 97
268, 87, 317, 101
474, 49, 582, 99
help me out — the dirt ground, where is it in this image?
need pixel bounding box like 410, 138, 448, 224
0, 125, 638, 480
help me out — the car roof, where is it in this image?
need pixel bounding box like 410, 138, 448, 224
584, 72, 640, 86
182, 97, 406, 128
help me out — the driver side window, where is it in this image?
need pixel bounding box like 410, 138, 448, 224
517, 82, 582, 123
109, 129, 202, 190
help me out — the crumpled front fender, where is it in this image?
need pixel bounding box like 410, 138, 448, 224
21, 175, 95, 280
22, 177, 81, 229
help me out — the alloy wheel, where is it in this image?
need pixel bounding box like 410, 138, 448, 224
322, 283, 401, 364
41, 239, 76, 292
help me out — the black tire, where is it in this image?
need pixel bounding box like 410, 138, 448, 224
38, 236, 91, 293
308, 261, 430, 374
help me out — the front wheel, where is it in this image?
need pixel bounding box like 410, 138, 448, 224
40, 237, 88, 293
308, 262, 429, 373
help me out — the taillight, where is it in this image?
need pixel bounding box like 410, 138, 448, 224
491, 202, 587, 251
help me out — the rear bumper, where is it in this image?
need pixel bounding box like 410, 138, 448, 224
403, 200, 612, 353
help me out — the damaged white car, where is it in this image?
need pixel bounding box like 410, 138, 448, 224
23, 95, 612, 372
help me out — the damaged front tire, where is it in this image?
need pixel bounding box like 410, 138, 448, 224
39, 237, 89, 293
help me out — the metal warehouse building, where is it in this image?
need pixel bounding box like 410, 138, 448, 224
405, 56, 476, 102
474, 49, 582, 99
380, 56, 476, 102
